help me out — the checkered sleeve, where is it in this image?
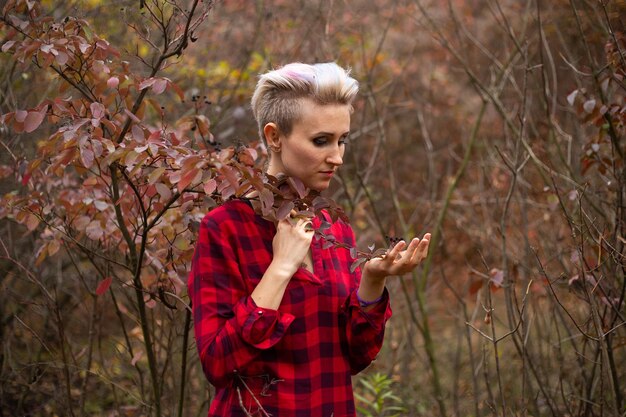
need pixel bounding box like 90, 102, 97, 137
344, 287, 392, 373
188, 212, 295, 388
338, 222, 393, 374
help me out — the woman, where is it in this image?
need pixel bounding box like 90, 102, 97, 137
188, 62, 431, 417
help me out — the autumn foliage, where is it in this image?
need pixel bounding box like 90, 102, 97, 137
1, 0, 625, 416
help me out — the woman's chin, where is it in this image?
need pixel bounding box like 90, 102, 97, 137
308, 182, 330, 192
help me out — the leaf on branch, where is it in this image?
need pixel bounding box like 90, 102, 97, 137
583, 99, 596, 114
90, 102, 105, 119
169, 81, 185, 100
194, 115, 211, 136
131, 124, 145, 143
155, 183, 172, 201
1, 41, 16, 52
139, 77, 167, 94
152, 78, 168, 95
131, 351, 143, 366
318, 220, 331, 232
25, 213, 39, 231
276, 200, 294, 220
287, 177, 307, 198
322, 240, 334, 250
350, 257, 368, 274
47, 239, 61, 257
148, 167, 166, 185
489, 268, 504, 289
203, 178, 217, 195
178, 167, 201, 191
80, 147, 95, 169
566, 90, 578, 106
24, 105, 48, 133
95, 277, 113, 296
86, 220, 104, 240
256, 188, 272, 216
15, 110, 28, 122
55, 51, 69, 66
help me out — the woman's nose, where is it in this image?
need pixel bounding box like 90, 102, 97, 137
327, 146, 344, 166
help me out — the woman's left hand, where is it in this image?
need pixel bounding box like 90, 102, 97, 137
362, 233, 431, 282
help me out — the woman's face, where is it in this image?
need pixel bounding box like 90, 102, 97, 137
266, 98, 351, 191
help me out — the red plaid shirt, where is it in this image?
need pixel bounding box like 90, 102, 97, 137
188, 199, 392, 417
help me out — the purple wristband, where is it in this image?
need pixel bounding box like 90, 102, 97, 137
357, 292, 383, 308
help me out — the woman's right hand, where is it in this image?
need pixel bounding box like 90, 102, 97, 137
252, 215, 314, 310
271, 216, 314, 277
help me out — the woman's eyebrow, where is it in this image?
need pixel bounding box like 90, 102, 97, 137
311, 130, 350, 137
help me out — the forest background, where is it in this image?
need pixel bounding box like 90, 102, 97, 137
0, 0, 625, 416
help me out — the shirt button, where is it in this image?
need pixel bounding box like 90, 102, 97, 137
257, 310, 263, 315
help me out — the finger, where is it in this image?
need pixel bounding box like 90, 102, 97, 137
295, 217, 312, 227
397, 238, 420, 264
410, 237, 430, 263
405, 237, 420, 254
277, 217, 292, 230
385, 239, 407, 262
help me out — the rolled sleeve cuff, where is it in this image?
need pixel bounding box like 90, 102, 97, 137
234, 296, 294, 349
346, 288, 392, 329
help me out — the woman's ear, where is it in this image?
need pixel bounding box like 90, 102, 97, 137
263, 123, 281, 152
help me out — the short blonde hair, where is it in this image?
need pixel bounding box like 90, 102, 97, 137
251, 62, 359, 143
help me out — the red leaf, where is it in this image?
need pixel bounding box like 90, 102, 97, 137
15, 110, 28, 122
203, 178, 217, 195
95, 277, 112, 296
178, 167, 200, 191
169, 81, 185, 100
24, 105, 48, 133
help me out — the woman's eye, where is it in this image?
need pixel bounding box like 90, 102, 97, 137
313, 137, 328, 146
